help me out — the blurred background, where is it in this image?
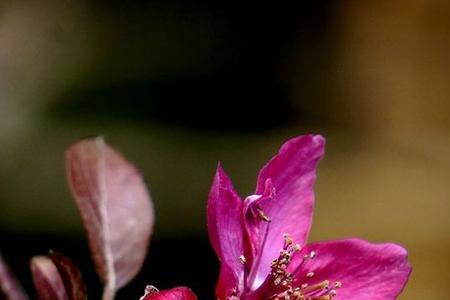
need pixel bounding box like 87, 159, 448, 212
1, 0, 449, 299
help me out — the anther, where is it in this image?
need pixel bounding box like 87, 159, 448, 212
145, 285, 158, 294
283, 233, 293, 245
239, 255, 247, 265
268, 234, 341, 300
139, 285, 159, 300
257, 208, 271, 222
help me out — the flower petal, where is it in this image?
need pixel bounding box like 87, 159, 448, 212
207, 163, 245, 298
293, 239, 411, 300
140, 287, 197, 300
244, 135, 325, 288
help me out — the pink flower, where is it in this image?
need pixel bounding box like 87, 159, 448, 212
207, 135, 411, 300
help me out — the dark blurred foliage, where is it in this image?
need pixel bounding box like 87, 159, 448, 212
1, 233, 217, 299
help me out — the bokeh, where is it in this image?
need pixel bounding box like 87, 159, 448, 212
1, 1, 449, 299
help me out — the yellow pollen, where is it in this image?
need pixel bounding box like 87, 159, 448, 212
268, 234, 342, 300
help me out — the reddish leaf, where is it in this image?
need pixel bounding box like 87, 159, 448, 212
49, 252, 87, 300
30, 256, 68, 300
0, 253, 28, 300
65, 137, 154, 300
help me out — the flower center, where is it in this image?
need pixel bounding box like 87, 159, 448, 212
268, 234, 341, 300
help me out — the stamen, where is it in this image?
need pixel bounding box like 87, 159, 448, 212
290, 250, 317, 280
257, 208, 272, 222
269, 234, 302, 289
268, 235, 342, 300
283, 233, 292, 245
300, 280, 329, 294
139, 285, 159, 300
239, 255, 247, 265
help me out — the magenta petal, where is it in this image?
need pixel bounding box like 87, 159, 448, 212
295, 239, 411, 300
141, 287, 197, 300
207, 163, 245, 298
245, 135, 325, 287
255, 134, 325, 245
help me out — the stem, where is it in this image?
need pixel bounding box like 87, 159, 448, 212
102, 283, 116, 300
